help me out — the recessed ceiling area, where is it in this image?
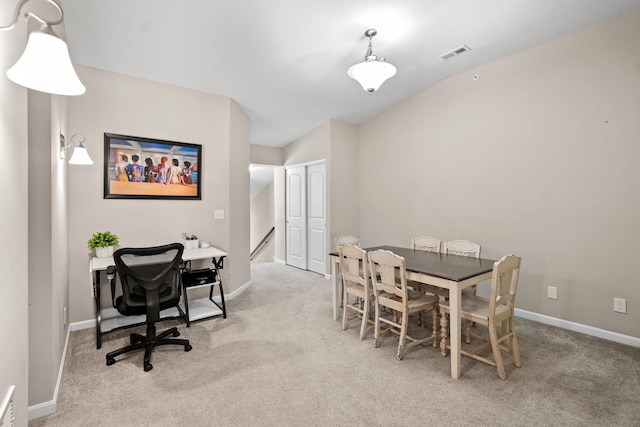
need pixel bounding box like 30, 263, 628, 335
61, 0, 640, 148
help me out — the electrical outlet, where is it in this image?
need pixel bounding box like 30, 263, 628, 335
214, 209, 225, 220
614, 298, 627, 314
547, 286, 558, 300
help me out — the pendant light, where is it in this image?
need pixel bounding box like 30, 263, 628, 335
347, 29, 396, 94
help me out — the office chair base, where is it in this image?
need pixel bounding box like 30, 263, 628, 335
105, 326, 192, 371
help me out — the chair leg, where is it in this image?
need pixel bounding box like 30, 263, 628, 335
440, 311, 448, 357
397, 311, 409, 360
373, 303, 381, 348
106, 323, 191, 371
143, 343, 154, 372
509, 318, 522, 368
342, 291, 349, 331
106, 341, 146, 365
130, 333, 145, 345
464, 320, 472, 344
489, 323, 507, 380
359, 294, 369, 340
432, 306, 439, 347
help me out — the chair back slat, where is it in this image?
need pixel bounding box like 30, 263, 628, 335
338, 244, 368, 287
444, 239, 481, 258
412, 236, 441, 253
489, 254, 521, 317
368, 249, 407, 300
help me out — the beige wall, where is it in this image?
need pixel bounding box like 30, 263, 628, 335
250, 144, 283, 166
283, 121, 328, 167
358, 12, 640, 337
229, 99, 251, 288
328, 121, 359, 251
250, 182, 275, 262
27, 91, 70, 406
0, 2, 29, 424
67, 66, 250, 323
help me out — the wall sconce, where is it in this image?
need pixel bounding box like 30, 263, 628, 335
60, 133, 93, 165
0, 0, 85, 96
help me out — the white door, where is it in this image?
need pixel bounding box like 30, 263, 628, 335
286, 166, 307, 269
307, 163, 326, 274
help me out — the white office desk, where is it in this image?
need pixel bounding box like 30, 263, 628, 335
90, 246, 227, 349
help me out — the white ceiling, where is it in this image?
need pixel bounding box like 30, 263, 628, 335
61, 0, 640, 148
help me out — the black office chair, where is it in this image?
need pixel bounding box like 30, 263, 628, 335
105, 243, 192, 371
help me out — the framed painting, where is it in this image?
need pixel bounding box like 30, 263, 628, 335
104, 133, 202, 200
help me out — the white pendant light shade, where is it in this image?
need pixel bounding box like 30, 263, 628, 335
347, 60, 397, 93
347, 29, 396, 93
6, 25, 85, 96
68, 143, 93, 165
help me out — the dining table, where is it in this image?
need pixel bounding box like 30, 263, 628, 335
329, 245, 496, 379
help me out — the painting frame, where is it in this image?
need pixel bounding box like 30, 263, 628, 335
103, 133, 202, 200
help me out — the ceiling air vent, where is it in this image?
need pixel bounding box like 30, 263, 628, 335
439, 45, 471, 61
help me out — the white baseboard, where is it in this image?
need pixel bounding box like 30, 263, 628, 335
229, 279, 252, 298
515, 308, 640, 348
28, 324, 71, 420
70, 318, 96, 331
274, 258, 286, 265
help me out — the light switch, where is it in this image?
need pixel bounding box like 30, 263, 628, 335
214, 209, 225, 220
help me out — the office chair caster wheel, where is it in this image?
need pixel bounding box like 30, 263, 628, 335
106, 357, 116, 366
144, 363, 153, 372
173, 330, 180, 337
185, 344, 192, 352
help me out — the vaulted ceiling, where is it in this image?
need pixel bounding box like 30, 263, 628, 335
61, 0, 640, 148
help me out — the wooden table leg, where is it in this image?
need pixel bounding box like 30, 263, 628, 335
331, 257, 338, 320
449, 286, 462, 379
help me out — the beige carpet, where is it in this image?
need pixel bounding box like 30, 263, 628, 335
30, 261, 639, 426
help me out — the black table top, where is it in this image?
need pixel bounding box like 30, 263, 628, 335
331, 245, 496, 282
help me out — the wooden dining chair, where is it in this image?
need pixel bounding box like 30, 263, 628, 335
444, 239, 481, 258
338, 244, 374, 339
336, 234, 359, 249
445, 239, 481, 297
411, 235, 441, 253
409, 236, 448, 300
335, 235, 360, 310
368, 249, 439, 360
439, 254, 522, 380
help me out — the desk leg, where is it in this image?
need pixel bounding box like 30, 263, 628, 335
449, 287, 462, 379
213, 256, 227, 318
182, 281, 191, 327
93, 270, 102, 349
331, 257, 338, 320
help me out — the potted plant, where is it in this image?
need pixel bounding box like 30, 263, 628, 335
88, 231, 120, 258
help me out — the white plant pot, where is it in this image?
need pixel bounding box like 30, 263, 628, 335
95, 246, 114, 258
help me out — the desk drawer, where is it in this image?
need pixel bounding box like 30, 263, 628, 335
182, 268, 217, 288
